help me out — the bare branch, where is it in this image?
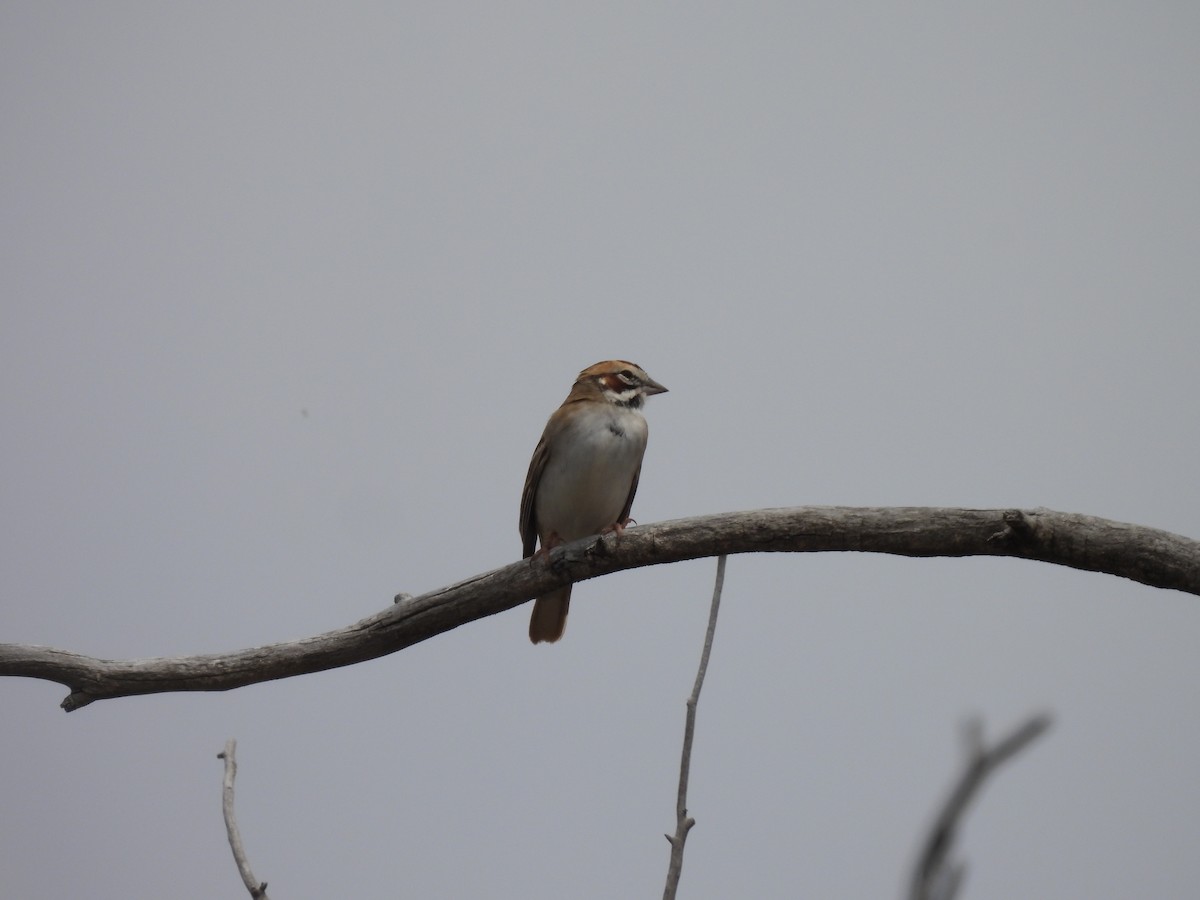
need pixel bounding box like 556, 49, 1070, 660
218, 740, 270, 899
663, 554, 726, 899
909, 714, 1052, 900
0, 506, 1195, 710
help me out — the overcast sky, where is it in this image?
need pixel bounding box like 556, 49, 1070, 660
3, 4, 1199, 898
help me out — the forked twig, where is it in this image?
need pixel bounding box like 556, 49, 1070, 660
909, 714, 1052, 900
663, 554, 727, 899
218, 739, 271, 899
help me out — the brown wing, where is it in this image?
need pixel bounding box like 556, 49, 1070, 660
519, 436, 550, 558
617, 462, 643, 525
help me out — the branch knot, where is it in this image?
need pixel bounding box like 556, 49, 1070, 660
989, 509, 1035, 544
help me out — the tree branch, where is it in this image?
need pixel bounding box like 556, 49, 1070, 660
663, 555, 726, 899
218, 739, 271, 900
0, 506, 1195, 711
908, 714, 1052, 900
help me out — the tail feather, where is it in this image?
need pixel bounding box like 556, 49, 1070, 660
529, 586, 571, 644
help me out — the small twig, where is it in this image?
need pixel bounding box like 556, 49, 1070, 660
909, 714, 1052, 900
218, 739, 271, 899
663, 554, 726, 900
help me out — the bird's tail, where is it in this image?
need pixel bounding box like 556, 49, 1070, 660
528, 586, 571, 644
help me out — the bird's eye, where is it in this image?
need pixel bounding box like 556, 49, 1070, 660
619, 370, 636, 383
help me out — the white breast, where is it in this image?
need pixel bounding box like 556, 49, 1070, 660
535, 404, 649, 542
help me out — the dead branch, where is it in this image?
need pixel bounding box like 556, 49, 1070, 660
218, 739, 271, 899
663, 555, 726, 899
909, 714, 1052, 900
0, 506, 1195, 711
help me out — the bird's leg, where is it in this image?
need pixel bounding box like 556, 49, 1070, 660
600, 517, 636, 537
531, 532, 565, 562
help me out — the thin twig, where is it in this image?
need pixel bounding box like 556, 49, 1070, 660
218, 739, 271, 900
909, 714, 1052, 900
663, 554, 726, 900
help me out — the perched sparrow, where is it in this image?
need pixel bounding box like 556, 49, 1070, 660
520, 360, 668, 643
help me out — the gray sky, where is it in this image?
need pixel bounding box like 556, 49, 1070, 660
3, 4, 1199, 898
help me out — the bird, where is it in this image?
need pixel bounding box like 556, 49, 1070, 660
520, 360, 668, 643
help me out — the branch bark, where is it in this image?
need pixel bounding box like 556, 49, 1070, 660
0, 506, 1196, 711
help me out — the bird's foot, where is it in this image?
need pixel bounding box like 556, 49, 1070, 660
531, 532, 565, 562
600, 517, 636, 537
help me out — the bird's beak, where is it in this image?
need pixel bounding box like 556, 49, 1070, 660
643, 376, 668, 396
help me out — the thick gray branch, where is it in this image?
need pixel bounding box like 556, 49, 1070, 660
0, 506, 1196, 711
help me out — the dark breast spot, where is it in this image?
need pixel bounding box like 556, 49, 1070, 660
608, 421, 626, 438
